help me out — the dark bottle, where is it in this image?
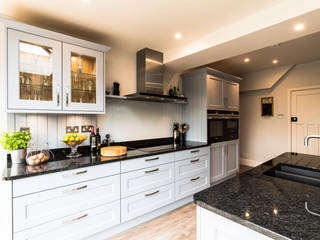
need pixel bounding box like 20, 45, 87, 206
96, 128, 101, 152
169, 85, 174, 96
173, 123, 179, 144
90, 127, 97, 152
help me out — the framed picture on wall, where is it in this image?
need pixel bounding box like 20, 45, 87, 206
261, 97, 273, 116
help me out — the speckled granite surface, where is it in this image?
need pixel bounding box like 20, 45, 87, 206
2, 141, 208, 180
194, 152, 320, 240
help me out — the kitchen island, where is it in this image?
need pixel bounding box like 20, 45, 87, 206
194, 152, 320, 240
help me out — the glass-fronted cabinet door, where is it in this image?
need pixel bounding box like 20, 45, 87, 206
63, 43, 104, 112
7, 29, 62, 111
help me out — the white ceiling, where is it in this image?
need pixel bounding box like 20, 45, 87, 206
206, 31, 320, 76
0, 0, 319, 69
0, 0, 294, 52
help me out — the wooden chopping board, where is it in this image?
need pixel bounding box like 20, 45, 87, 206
101, 146, 127, 157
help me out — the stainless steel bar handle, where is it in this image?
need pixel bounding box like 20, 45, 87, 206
190, 159, 200, 163
145, 157, 159, 162
57, 86, 60, 106
191, 150, 200, 153
62, 170, 88, 177
66, 87, 69, 106
63, 214, 88, 224
190, 176, 200, 182
145, 168, 159, 174
63, 185, 88, 194
145, 190, 159, 197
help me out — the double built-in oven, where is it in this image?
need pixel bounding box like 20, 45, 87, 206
207, 110, 239, 144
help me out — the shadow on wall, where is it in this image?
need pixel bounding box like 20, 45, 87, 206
5, 5, 112, 45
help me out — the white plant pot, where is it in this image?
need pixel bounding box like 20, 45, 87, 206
10, 149, 26, 164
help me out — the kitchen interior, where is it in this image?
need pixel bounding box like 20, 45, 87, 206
0, 1, 320, 240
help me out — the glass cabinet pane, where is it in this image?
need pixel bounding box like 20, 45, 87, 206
19, 41, 53, 101
70, 52, 96, 104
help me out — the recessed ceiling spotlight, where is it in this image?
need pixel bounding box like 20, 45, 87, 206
244, 58, 250, 63
294, 23, 304, 31
174, 33, 182, 39
272, 59, 278, 64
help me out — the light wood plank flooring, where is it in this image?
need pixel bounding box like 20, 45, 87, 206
108, 166, 252, 240
107, 203, 196, 240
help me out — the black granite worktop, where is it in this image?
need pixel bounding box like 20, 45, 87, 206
194, 152, 320, 240
2, 140, 208, 181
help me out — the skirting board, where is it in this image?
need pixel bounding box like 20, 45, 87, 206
87, 195, 194, 240
240, 158, 261, 167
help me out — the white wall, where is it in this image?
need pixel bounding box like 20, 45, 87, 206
97, 100, 182, 142
97, 47, 183, 142
240, 60, 320, 166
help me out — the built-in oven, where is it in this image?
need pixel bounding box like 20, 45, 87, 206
207, 110, 239, 144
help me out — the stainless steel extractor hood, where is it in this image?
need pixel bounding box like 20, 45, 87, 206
125, 48, 187, 104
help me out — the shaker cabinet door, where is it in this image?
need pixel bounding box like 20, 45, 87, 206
7, 29, 62, 111
206, 75, 224, 110
210, 143, 225, 183
225, 140, 239, 176
223, 81, 239, 111
62, 43, 104, 113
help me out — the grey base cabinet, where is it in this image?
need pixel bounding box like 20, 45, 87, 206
210, 140, 239, 183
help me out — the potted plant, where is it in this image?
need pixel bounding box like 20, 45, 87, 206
0, 131, 31, 164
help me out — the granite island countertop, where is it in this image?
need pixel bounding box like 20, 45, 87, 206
194, 152, 320, 240
3, 141, 208, 180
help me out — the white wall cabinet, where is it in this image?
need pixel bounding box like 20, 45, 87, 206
62, 43, 104, 113
7, 29, 63, 111
206, 75, 224, 110
4, 19, 109, 114
210, 140, 239, 183
207, 74, 239, 111
223, 80, 239, 111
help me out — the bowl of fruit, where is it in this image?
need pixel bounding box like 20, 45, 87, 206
62, 133, 87, 158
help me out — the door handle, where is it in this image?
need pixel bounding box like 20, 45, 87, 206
63, 214, 88, 224
62, 170, 88, 177
66, 87, 69, 106
190, 176, 200, 182
145, 190, 159, 197
145, 157, 159, 162
57, 86, 60, 106
145, 168, 159, 174
190, 159, 200, 163
63, 185, 88, 194
190, 149, 200, 153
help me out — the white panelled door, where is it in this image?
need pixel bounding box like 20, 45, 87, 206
291, 87, 320, 155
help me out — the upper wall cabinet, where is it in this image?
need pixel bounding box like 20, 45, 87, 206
62, 44, 104, 113
4, 18, 110, 114
8, 29, 63, 111
206, 75, 223, 110
206, 74, 239, 111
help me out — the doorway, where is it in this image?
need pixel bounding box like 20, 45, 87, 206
290, 86, 320, 155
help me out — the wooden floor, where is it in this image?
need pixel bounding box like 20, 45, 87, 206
239, 164, 253, 174
108, 165, 252, 240
108, 203, 196, 240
